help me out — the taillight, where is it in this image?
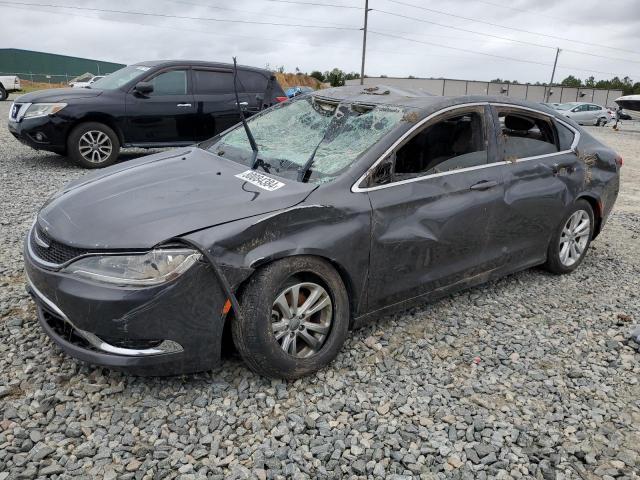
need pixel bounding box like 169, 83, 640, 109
275, 96, 288, 103
615, 154, 623, 167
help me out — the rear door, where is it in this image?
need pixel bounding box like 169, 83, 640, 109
125, 67, 197, 144
489, 104, 582, 266
363, 104, 508, 311
192, 68, 244, 141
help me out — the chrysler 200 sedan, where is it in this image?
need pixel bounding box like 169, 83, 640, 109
24, 85, 621, 379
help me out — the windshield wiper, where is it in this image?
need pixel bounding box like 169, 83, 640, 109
297, 104, 350, 183
232, 57, 260, 170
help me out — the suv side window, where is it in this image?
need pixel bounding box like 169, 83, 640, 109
149, 70, 188, 95
193, 70, 235, 94
239, 71, 268, 93
392, 108, 488, 180
496, 108, 558, 160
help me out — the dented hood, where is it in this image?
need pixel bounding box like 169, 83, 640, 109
38, 148, 316, 249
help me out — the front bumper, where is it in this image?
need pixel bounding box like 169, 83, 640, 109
24, 243, 228, 375
8, 115, 68, 153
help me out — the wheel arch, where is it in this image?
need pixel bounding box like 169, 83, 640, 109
576, 193, 603, 238
69, 114, 125, 145
240, 252, 360, 327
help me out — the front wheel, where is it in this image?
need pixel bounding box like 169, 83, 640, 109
232, 256, 350, 379
0, 85, 7, 101
597, 117, 608, 126
544, 200, 594, 274
67, 122, 120, 168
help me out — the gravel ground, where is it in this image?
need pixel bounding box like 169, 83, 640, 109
0, 98, 639, 480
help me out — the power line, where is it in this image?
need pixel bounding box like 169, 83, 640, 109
381, 0, 640, 56
264, 0, 361, 9
368, 31, 640, 78
372, 8, 640, 65
161, 0, 357, 28
0, 1, 361, 30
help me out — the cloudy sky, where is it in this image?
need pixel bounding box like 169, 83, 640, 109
1, 0, 640, 83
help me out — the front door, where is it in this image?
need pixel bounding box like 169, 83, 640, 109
125, 68, 197, 145
364, 105, 507, 312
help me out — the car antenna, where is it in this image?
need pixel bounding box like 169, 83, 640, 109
232, 57, 260, 170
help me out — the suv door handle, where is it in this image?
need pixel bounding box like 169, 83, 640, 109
176, 103, 192, 107
470, 180, 498, 191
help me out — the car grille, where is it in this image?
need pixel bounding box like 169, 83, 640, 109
30, 223, 98, 266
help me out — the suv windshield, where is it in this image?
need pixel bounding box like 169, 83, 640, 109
206, 96, 406, 183
90, 65, 151, 90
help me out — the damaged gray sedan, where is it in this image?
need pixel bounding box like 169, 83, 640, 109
24, 85, 621, 378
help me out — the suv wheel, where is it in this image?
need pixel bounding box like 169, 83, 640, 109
68, 122, 120, 168
232, 256, 350, 379
544, 200, 594, 274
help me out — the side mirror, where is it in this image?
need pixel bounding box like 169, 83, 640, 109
134, 82, 154, 96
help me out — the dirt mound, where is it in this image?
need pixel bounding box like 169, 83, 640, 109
275, 73, 323, 90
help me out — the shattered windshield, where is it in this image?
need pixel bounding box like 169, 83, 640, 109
207, 96, 406, 183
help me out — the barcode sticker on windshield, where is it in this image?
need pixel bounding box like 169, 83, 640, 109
235, 170, 285, 191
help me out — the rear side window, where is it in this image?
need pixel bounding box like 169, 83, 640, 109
496, 109, 558, 160
393, 109, 487, 179
193, 70, 235, 94
240, 71, 268, 93
556, 121, 575, 150
149, 70, 187, 95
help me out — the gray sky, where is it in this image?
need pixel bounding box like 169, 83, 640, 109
2, 0, 640, 83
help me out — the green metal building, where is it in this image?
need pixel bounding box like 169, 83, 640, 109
0, 48, 125, 83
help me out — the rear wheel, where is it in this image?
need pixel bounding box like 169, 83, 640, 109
67, 122, 120, 168
544, 200, 594, 274
232, 256, 350, 379
0, 85, 7, 101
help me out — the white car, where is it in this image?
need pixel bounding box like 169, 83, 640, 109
556, 102, 610, 126
0, 75, 21, 101
70, 76, 104, 88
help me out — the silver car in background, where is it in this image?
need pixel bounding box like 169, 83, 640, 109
555, 102, 611, 126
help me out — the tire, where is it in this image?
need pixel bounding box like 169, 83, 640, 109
597, 117, 607, 126
67, 122, 120, 168
0, 85, 7, 101
544, 200, 595, 274
232, 256, 350, 379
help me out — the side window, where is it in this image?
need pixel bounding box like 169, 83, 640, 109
556, 122, 575, 151
193, 70, 235, 94
392, 110, 487, 180
149, 70, 187, 95
497, 109, 558, 160
239, 71, 268, 93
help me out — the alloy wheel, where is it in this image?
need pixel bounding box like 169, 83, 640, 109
78, 130, 113, 164
559, 210, 590, 267
270, 282, 333, 358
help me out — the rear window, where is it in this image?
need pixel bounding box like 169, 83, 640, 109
556, 121, 575, 150
496, 109, 558, 160
208, 97, 406, 183
193, 70, 235, 94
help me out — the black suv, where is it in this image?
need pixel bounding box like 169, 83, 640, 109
8, 61, 287, 168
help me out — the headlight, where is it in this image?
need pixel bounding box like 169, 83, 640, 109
63, 248, 201, 286
23, 103, 67, 119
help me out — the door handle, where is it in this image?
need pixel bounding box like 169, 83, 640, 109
176, 103, 192, 107
470, 180, 498, 191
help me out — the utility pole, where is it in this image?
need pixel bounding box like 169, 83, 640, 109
359, 0, 370, 85
546, 48, 560, 102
